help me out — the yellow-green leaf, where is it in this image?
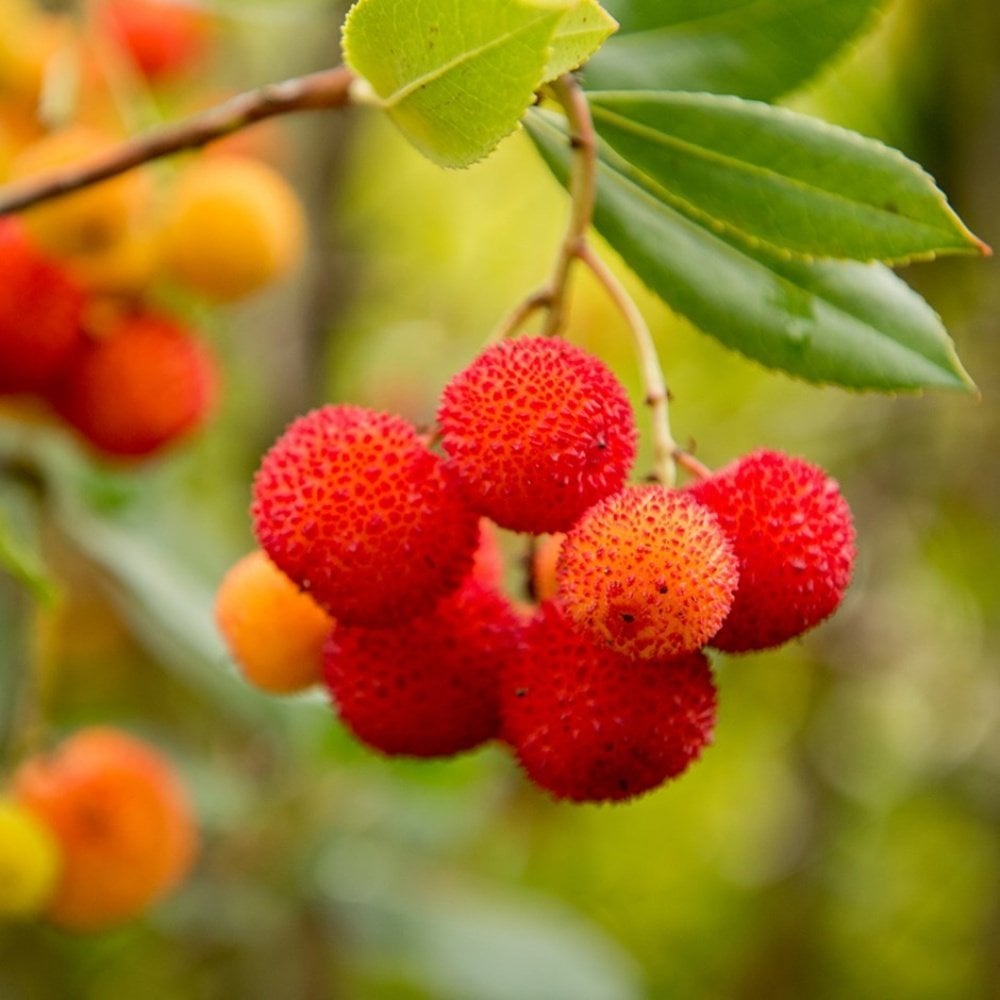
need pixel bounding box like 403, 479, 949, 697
343, 0, 572, 168
544, 1, 618, 81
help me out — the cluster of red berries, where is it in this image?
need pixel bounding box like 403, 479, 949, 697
233, 335, 855, 803
0, 216, 217, 459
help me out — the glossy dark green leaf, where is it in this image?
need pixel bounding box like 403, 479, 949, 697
582, 0, 885, 101
526, 109, 974, 392
586, 91, 986, 263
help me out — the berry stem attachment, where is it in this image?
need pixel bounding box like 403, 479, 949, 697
539, 74, 597, 338
0, 66, 357, 216
578, 243, 678, 487
489, 74, 597, 341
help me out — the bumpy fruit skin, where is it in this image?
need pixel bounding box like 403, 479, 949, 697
323, 577, 522, 757
251, 404, 480, 626
438, 336, 637, 533
556, 486, 739, 660
162, 154, 305, 301
686, 449, 856, 652
11, 126, 150, 259
12, 728, 197, 931
97, 0, 212, 82
502, 603, 717, 803
0, 799, 61, 919
215, 549, 334, 694
0, 219, 85, 393
50, 311, 217, 458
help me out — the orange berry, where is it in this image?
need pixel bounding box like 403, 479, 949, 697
162, 154, 305, 301
215, 549, 334, 694
50, 310, 218, 459
531, 532, 565, 603
11, 125, 150, 259
556, 486, 739, 660
12, 727, 197, 931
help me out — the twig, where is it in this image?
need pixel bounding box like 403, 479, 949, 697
0, 65, 357, 215
490, 73, 597, 340
578, 243, 678, 487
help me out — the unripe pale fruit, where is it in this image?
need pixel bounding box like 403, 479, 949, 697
686, 449, 856, 652
215, 549, 334, 694
0, 799, 61, 920
531, 532, 565, 603
556, 486, 739, 660
502, 603, 717, 803
162, 154, 305, 301
251, 404, 480, 626
0, 218, 85, 394
438, 336, 637, 533
12, 728, 197, 931
11, 126, 150, 259
50, 310, 218, 459
324, 577, 522, 757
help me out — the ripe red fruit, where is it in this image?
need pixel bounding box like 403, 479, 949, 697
50, 311, 217, 458
686, 449, 856, 652
502, 603, 717, 803
251, 404, 479, 626
96, 0, 212, 82
323, 577, 522, 757
0, 218, 85, 394
437, 336, 637, 533
556, 486, 739, 660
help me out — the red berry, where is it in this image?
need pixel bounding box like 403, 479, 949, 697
438, 336, 637, 533
556, 486, 738, 660
502, 603, 717, 803
323, 578, 522, 757
251, 404, 479, 626
50, 311, 217, 458
97, 0, 212, 82
687, 449, 856, 652
0, 218, 85, 394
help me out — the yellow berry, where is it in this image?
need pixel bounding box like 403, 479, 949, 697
162, 154, 305, 301
0, 798, 61, 920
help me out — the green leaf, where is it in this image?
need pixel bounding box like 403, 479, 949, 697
544, 1, 618, 81
581, 0, 886, 101
0, 473, 57, 604
525, 109, 974, 392
587, 91, 986, 263
342, 0, 572, 168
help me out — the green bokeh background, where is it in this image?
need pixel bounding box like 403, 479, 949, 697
1, 1, 998, 997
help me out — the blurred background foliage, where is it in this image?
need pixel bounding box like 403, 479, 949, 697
1, 0, 999, 997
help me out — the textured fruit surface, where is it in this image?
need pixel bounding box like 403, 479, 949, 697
251, 404, 479, 626
97, 0, 212, 81
438, 336, 637, 533
502, 603, 717, 803
556, 486, 738, 659
687, 449, 856, 652
163, 154, 304, 301
11, 125, 149, 259
51, 311, 217, 458
0, 218, 85, 393
324, 577, 522, 757
12, 728, 197, 931
215, 549, 334, 694
0, 799, 61, 919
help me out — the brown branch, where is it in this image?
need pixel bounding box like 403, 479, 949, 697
0, 65, 357, 215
